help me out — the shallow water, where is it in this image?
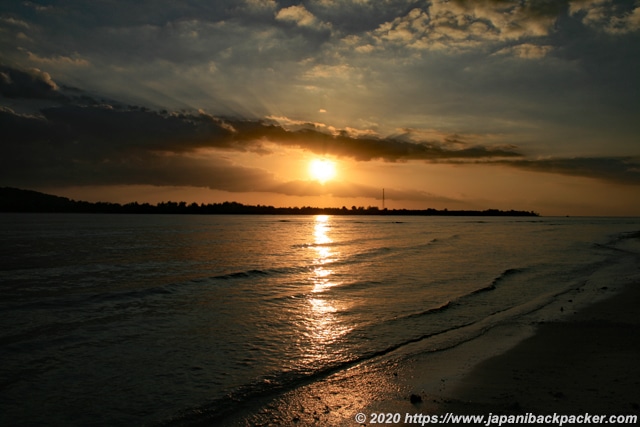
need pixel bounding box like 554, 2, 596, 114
1, 214, 638, 426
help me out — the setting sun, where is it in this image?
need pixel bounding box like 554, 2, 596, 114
309, 159, 336, 183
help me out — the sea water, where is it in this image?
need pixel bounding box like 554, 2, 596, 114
0, 214, 639, 426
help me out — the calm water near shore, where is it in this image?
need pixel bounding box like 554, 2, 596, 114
1, 214, 639, 426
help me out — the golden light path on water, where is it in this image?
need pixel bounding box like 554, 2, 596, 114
304, 215, 353, 359
245, 215, 404, 426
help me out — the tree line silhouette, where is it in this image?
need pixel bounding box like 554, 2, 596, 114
0, 187, 539, 216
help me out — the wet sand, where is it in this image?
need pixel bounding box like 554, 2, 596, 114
435, 280, 640, 417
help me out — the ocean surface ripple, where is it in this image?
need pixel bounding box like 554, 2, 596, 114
1, 214, 639, 426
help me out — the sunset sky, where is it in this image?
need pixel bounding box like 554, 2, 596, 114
1, 0, 639, 215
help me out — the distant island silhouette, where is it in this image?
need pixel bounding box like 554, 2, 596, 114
0, 187, 539, 216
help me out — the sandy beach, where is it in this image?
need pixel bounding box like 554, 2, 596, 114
436, 280, 640, 418
200, 252, 640, 427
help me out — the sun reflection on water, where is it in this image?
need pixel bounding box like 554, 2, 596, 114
302, 215, 353, 355
312, 215, 336, 293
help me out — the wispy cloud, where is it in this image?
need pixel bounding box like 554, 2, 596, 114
493, 43, 554, 59
24, 51, 90, 67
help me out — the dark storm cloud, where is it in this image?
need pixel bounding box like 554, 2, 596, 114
0, 65, 65, 100
236, 122, 522, 161
0, 98, 478, 202
502, 157, 640, 186
4, 96, 638, 192
38, 106, 236, 152
0, 105, 279, 191
0, 97, 521, 190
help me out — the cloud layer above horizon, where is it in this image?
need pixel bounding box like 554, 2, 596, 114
1, 0, 639, 210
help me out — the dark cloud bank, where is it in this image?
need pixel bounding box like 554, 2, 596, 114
1, 64, 639, 200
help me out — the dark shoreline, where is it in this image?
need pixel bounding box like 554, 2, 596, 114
0, 187, 539, 216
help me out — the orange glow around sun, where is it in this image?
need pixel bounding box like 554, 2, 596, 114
309, 159, 337, 183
